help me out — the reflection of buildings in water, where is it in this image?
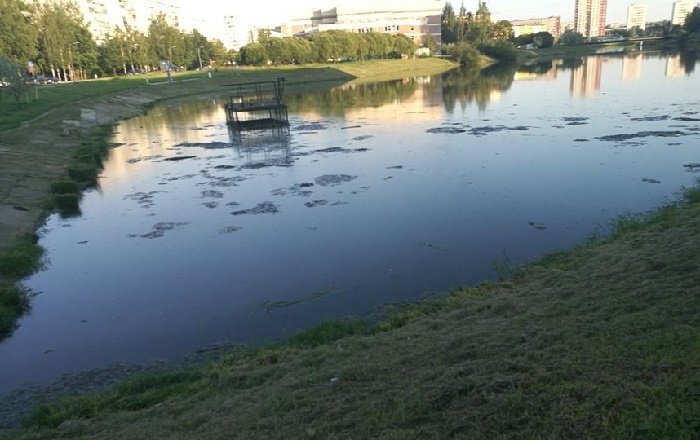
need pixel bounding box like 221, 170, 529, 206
570, 56, 602, 98
514, 61, 559, 81
666, 55, 685, 78
621, 54, 643, 81
227, 127, 292, 168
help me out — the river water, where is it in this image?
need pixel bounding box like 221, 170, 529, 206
2, 53, 699, 396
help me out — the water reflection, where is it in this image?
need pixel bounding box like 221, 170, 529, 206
571, 55, 603, 98
441, 65, 516, 112
622, 54, 643, 81
227, 127, 292, 168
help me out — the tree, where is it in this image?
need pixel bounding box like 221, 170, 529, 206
424, 33, 438, 54
0, 56, 32, 108
446, 41, 480, 66
493, 20, 514, 41
34, 1, 92, 80
239, 43, 267, 65
532, 32, 554, 49
442, 2, 458, 44
148, 13, 182, 65
478, 41, 516, 63
684, 7, 700, 33
559, 30, 585, 46
0, 0, 38, 65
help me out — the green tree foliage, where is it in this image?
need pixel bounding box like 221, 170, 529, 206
235, 31, 417, 66
678, 7, 700, 54
0, 56, 32, 108
148, 13, 182, 65
534, 32, 554, 48
445, 42, 480, 66
33, 1, 93, 80
441, 2, 514, 60
558, 30, 585, 46
441, 3, 458, 44
0, 0, 38, 64
478, 41, 516, 63
239, 43, 267, 65
684, 7, 700, 33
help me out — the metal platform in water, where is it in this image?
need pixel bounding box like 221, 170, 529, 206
223, 78, 289, 130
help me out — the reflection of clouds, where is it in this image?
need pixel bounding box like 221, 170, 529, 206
571, 56, 602, 99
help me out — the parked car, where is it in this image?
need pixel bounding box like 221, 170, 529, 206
35, 74, 59, 84
128, 68, 145, 75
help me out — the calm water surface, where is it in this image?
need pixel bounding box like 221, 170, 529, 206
1, 54, 698, 395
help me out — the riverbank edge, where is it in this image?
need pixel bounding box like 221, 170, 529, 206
516, 40, 674, 64
5, 184, 699, 438
0, 58, 458, 339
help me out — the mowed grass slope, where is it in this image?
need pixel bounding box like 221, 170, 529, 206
9, 188, 700, 439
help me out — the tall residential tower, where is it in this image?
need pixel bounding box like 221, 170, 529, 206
574, 0, 608, 38
672, 0, 695, 26
627, 3, 648, 31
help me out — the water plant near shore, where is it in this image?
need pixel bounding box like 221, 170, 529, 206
0, 234, 40, 339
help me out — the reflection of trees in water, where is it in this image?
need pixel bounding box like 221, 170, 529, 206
441, 64, 516, 113
121, 99, 222, 136
286, 79, 420, 116
680, 51, 698, 74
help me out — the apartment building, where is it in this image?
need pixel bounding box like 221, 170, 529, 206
282, 0, 442, 48
510, 16, 561, 38
626, 3, 647, 30
574, 0, 608, 38
671, 0, 695, 25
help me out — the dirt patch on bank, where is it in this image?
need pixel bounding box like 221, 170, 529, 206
0, 89, 171, 253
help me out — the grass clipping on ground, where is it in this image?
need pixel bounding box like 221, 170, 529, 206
11, 189, 700, 438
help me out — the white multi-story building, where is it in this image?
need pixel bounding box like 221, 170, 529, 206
282, 0, 442, 48
626, 3, 647, 30
223, 14, 255, 50
53, 0, 182, 42
671, 0, 695, 26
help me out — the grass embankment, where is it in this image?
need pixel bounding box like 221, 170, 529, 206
0, 58, 457, 340
8, 187, 700, 438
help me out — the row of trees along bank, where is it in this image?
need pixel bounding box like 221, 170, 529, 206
238, 30, 420, 65
0, 0, 233, 81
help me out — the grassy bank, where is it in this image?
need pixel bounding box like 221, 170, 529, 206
7, 186, 699, 438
